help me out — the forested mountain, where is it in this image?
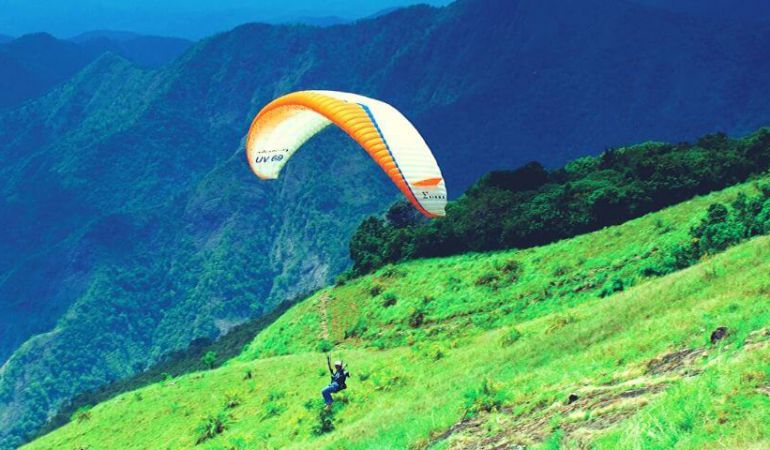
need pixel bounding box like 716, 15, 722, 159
631, 0, 770, 21
3, 0, 770, 447
71, 33, 192, 68
0, 32, 191, 109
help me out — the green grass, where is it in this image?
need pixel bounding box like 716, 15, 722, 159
26, 178, 770, 449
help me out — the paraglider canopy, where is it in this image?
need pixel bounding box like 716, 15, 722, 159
246, 90, 447, 218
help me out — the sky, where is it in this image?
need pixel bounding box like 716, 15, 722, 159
0, 0, 453, 39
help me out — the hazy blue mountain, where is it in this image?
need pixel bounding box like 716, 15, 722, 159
366, 7, 400, 18
276, 15, 351, 26
631, 0, 770, 21
0, 34, 13, 43
0, 0, 452, 39
73, 34, 192, 67
68, 30, 144, 42
2, 0, 770, 447
0, 33, 101, 109
0, 32, 191, 109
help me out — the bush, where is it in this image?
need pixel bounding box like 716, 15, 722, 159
691, 203, 743, 255
499, 259, 523, 281
263, 402, 284, 419
475, 272, 499, 287
312, 407, 335, 435
224, 392, 242, 409
655, 191, 770, 275
71, 406, 92, 424
408, 308, 425, 328
201, 351, 217, 369
500, 327, 523, 346
267, 389, 285, 402
345, 318, 368, 339
382, 292, 398, 308
227, 437, 249, 450
369, 285, 383, 297
194, 411, 231, 444
599, 277, 624, 298
317, 339, 333, 353
334, 270, 354, 286
381, 265, 404, 278
463, 379, 508, 418
429, 344, 447, 361
546, 314, 576, 334
552, 265, 570, 277
371, 369, 405, 391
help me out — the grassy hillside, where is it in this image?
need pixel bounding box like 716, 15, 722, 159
26, 177, 770, 449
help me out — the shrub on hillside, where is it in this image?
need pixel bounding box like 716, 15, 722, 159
71, 406, 92, 424
304, 398, 336, 435
428, 343, 447, 361
194, 411, 231, 444
642, 187, 770, 276
599, 277, 624, 298
369, 284, 383, 297
475, 272, 500, 287
500, 327, 523, 346
382, 292, 398, 308
345, 318, 368, 339
317, 339, 333, 353
262, 401, 285, 420
463, 379, 508, 418
408, 308, 425, 328
334, 270, 353, 286
498, 259, 523, 281
201, 351, 217, 369
312, 408, 335, 435
223, 392, 242, 409
371, 369, 406, 391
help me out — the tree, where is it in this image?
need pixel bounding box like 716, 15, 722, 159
201, 351, 217, 369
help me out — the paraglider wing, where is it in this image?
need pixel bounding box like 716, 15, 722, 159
246, 90, 447, 217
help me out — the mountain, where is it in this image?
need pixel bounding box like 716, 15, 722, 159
0, 1, 451, 39
277, 16, 352, 26
3, 0, 770, 447
68, 30, 145, 42
0, 32, 191, 109
73, 34, 192, 68
0, 33, 103, 109
23, 174, 770, 448
631, 0, 770, 22
0, 34, 12, 43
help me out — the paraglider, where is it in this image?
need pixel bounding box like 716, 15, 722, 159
321, 354, 349, 411
245, 90, 447, 217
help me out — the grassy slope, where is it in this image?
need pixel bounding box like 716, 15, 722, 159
26, 178, 770, 450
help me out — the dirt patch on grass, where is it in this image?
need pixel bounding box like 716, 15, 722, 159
744, 327, 770, 349
432, 332, 770, 449
432, 346, 708, 450
432, 378, 670, 450
645, 347, 706, 376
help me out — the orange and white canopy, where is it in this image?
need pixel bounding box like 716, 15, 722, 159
246, 90, 447, 217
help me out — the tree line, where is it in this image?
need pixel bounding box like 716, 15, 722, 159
349, 128, 770, 275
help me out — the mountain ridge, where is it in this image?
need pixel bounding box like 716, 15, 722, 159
0, 32, 191, 110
